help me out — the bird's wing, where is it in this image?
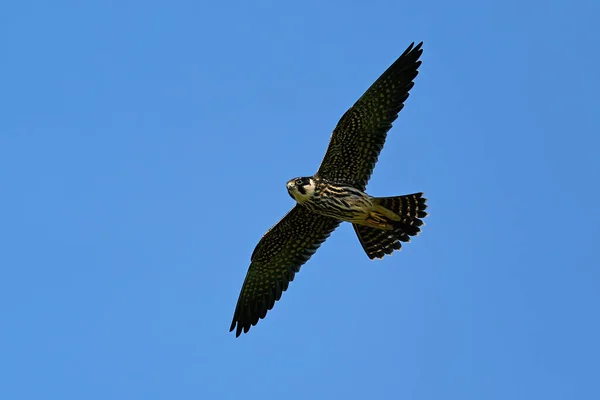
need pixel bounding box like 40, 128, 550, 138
230, 205, 340, 337
316, 42, 423, 190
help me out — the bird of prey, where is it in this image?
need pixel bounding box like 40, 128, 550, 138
230, 42, 427, 337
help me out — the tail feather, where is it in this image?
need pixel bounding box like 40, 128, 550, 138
354, 192, 427, 259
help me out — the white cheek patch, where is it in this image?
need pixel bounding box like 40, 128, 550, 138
296, 189, 310, 202
293, 184, 312, 203
303, 181, 316, 198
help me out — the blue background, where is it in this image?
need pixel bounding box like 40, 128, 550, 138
2, 1, 599, 399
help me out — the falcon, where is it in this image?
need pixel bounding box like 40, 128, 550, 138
230, 42, 427, 337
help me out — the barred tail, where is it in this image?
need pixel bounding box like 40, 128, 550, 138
353, 192, 428, 259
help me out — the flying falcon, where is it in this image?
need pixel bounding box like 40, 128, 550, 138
230, 42, 428, 337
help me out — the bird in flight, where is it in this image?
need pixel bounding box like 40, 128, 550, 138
230, 42, 427, 337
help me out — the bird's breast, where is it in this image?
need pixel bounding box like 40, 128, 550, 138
303, 184, 372, 222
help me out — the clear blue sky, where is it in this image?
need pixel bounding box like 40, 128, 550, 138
1, 1, 599, 399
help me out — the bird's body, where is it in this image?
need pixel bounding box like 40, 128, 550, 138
287, 177, 404, 231
287, 177, 373, 224
230, 42, 428, 337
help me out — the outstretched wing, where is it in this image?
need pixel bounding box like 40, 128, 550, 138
230, 205, 340, 337
316, 42, 423, 190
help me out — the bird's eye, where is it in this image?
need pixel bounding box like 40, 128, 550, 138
295, 178, 303, 186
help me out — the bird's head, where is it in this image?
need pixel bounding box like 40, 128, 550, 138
286, 177, 316, 203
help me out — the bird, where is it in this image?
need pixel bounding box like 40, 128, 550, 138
230, 42, 427, 337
